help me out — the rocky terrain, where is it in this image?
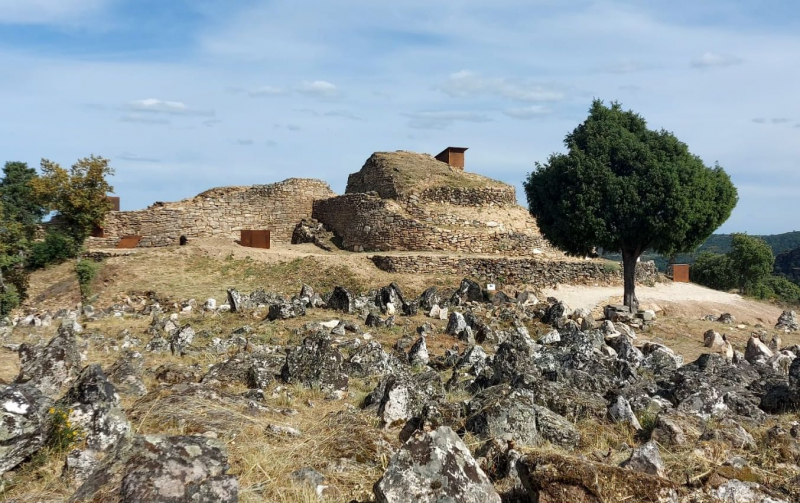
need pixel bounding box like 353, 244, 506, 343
1, 268, 799, 502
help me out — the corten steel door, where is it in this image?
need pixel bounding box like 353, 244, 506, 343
240, 230, 270, 249
116, 236, 142, 249
672, 264, 690, 283
107, 197, 121, 211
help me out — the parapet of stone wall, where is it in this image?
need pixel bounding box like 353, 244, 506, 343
312, 193, 551, 255
90, 178, 334, 248
370, 255, 659, 288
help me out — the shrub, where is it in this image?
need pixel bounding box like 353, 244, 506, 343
47, 407, 83, 452
0, 283, 20, 316
28, 231, 78, 269
75, 259, 100, 300
691, 253, 737, 291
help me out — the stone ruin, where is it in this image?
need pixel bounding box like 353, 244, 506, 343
87, 150, 558, 259
88, 178, 335, 248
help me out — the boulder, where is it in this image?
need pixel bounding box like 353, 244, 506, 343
607, 395, 642, 430
373, 426, 500, 503
408, 336, 429, 367
226, 288, 252, 312
776, 310, 798, 332
704, 330, 725, 348
445, 311, 467, 337
417, 287, 441, 311
327, 286, 354, 313
107, 351, 147, 397
281, 332, 348, 392
709, 480, 790, 503
68, 435, 238, 503
15, 320, 82, 396
267, 302, 305, 321
0, 384, 52, 475
374, 371, 444, 427
718, 313, 735, 324
744, 334, 774, 364
466, 385, 580, 448
344, 342, 403, 378
449, 278, 484, 306
620, 441, 666, 478
56, 364, 131, 452
170, 325, 195, 355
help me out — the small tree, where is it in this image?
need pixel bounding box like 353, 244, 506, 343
0, 162, 47, 240
524, 100, 738, 310
31, 156, 115, 249
728, 234, 774, 294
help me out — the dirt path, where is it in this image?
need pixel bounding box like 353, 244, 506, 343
542, 282, 784, 326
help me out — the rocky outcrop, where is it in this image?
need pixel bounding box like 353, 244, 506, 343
0, 384, 52, 475
15, 321, 83, 396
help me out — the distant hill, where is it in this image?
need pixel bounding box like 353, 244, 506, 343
775, 246, 800, 286
602, 231, 800, 271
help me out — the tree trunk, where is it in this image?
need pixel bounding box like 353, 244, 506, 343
621, 249, 640, 313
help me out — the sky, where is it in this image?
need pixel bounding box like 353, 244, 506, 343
0, 0, 798, 234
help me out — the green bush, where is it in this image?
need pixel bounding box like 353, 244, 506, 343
751, 276, 800, 303
28, 231, 79, 270
0, 283, 20, 316
691, 252, 737, 291
75, 259, 100, 300
47, 406, 84, 452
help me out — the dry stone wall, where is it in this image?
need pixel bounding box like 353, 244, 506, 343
313, 194, 551, 255
89, 178, 334, 248
371, 255, 659, 288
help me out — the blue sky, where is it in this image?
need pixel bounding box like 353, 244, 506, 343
1, 0, 798, 234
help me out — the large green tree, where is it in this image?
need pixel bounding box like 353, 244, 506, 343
31, 155, 115, 249
524, 100, 738, 310
0, 200, 26, 314
0, 162, 47, 240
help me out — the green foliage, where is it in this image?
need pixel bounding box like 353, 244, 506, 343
0, 199, 31, 304
0, 282, 20, 316
47, 407, 84, 452
753, 276, 800, 303
0, 162, 47, 240
27, 231, 79, 270
75, 259, 100, 300
729, 234, 775, 295
774, 246, 800, 286
691, 253, 737, 291
524, 100, 737, 307
31, 155, 114, 248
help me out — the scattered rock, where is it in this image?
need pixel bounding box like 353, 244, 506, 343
15, 321, 82, 396
0, 384, 52, 475
282, 332, 348, 392
620, 441, 666, 478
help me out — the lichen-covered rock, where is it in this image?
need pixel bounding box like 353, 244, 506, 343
56, 364, 131, 452
417, 287, 441, 311
154, 363, 203, 384
408, 336, 429, 367
516, 452, 678, 503
63, 448, 98, 487
170, 325, 195, 356
466, 385, 580, 448
620, 441, 666, 478
608, 395, 642, 430
327, 286, 354, 313
373, 426, 500, 503
226, 288, 252, 313
202, 353, 283, 389
107, 351, 147, 397
449, 278, 484, 306
281, 332, 348, 391
344, 342, 403, 378
0, 384, 52, 475
68, 435, 238, 503
704, 330, 725, 348
15, 320, 82, 396
267, 302, 305, 321
374, 371, 444, 427
776, 310, 798, 332
708, 480, 789, 502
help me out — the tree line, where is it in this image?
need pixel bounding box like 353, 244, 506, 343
0, 156, 114, 315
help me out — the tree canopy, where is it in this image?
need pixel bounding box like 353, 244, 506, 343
31, 155, 115, 248
0, 162, 47, 240
524, 100, 738, 309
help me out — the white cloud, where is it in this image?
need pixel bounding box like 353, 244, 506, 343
406, 110, 491, 130
127, 98, 214, 116
324, 110, 364, 121
0, 0, 108, 25
441, 71, 564, 102
236, 139, 254, 145
247, 85, 285, 97
502, 105, 551, 120
691, 52, 743, 68
298, 80, 339, 99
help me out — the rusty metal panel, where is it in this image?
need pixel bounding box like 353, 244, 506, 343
107, 196, 120, 211
116, 235, 141, 249
240, 230, 270, 249
672, 264, 690, 283
435, 147, 468, 170
240, 230, 252, 247
449, 151, 465, 169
